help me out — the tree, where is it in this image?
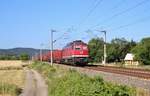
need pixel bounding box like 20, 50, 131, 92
132, 37, 150, 65
107, 38, 136, 63
0, 55, 18, 60
88, 38, 104, 62
88, 37, 137, 63
11, 55, 18, 60
19, 53, 30, 61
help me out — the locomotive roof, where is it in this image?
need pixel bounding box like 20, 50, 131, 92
63, 40, 87, 48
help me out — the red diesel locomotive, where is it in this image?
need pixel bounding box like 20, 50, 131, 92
61, 40, 89, 65
35, 40, 89, 65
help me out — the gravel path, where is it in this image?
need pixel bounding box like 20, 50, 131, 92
20, 69, 48, 96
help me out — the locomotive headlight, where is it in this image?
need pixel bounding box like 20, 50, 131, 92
83, 46, 87, 50
80, 51, 83, 54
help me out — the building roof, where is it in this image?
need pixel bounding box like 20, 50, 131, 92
124, 53, 134, 61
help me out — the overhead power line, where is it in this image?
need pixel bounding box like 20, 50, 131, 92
83, 0, 124, 37
110, 0, 125, 10
109, 15, 150, 31
91, 0, 149, 29
78, 0, 103, 28
91, 0, 125, 27
54, 27, 74, 43
86, 29, 100, 38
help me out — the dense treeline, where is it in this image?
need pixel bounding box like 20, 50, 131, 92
0, 53, 30, 60
132, 38, 150, 65
88, 37, 150, 65
0, 55, 19, 60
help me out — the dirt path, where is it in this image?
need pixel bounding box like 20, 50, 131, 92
32, 70, 48, 96
20, 69, 48, 96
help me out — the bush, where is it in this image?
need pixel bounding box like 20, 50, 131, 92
0, 82, 22, 96
19, 53, 30, 61
48, 71, 135, 96
0, 55, 19, 60
30, 62, 136, 96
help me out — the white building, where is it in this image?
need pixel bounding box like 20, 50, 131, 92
124, 53, 139, 66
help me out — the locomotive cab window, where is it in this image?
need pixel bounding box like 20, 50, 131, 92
75, 48, 81, 50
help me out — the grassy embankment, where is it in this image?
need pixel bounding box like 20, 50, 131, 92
30, 62, 136, 96
0, 60, 25, 96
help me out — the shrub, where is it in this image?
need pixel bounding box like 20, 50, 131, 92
19, 53, 29, 61
48, 71, 135, 96
0, 82, 22, 96
30, 62, 136, 96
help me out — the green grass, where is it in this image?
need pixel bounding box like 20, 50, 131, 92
0, 82, 22, 96
29, 61, 56, 79
48, 71, 135, 96
30, 61, 136, 96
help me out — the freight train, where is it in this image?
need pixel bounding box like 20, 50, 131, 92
35, 40, 89, 65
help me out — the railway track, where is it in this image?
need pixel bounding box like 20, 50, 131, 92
85, 65, 150, 79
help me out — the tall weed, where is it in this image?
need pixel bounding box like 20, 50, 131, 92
0, 82, 22, 96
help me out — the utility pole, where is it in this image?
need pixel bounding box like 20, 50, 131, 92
101, 30, 107, 65
40, 49, 42, 61
50, 29, 56, 66
40, 43, 43, 62
96, 30, 107, 65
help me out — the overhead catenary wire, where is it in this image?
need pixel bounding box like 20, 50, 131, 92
90, 0, 150, 29
78, 0, 103, 28
110, 0, 125, 10
53, 27, 74, 44
78, 0, 103, 40
53, 32, 67, 43
82, 0, 125, 38
85, 15, 150, 40
104, 8, 150, 29
86, 29, 100, 38
109, 15, 150, 31
78, 0, 124, 31
88, 0, 125, 30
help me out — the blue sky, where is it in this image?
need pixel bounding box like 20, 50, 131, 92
0, 0, 150, 49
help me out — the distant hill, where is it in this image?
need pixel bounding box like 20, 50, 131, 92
0, 48, 50, 57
